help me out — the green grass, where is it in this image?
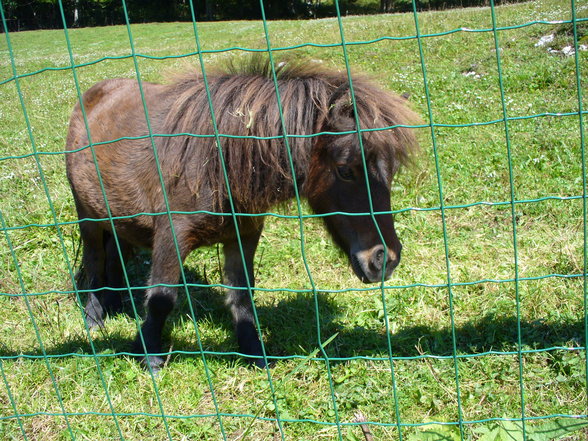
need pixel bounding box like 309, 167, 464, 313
1, 0, 588, 439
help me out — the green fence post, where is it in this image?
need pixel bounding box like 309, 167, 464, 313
409, 1, 466, 439
489, 2, 527, 439
570, 0, 587, 411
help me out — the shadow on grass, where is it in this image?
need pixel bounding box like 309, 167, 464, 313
1, 267, 584, 368
258, 293, 586, 361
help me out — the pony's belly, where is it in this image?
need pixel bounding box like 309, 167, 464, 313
78, 202, 154, 249
107, 216, 154, 249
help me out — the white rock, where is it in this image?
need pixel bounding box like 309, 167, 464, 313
562, 45, 575, 56
535, 34, 555, 47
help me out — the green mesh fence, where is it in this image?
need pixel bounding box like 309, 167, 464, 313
1, 0, 587, 439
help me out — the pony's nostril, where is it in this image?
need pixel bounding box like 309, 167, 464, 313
387, 254, 399, 272
370, 247, 385, 272
375, 249, 384, 265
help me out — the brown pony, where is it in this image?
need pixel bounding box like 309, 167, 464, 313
65, 58, 418, 370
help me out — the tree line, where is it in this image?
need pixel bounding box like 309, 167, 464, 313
1, 0, 519, 32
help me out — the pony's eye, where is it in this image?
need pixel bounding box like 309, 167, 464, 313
335, 165, 355, 182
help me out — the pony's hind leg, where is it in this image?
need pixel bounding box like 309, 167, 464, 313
79, 222, 107, 329
103, 232, 133, 315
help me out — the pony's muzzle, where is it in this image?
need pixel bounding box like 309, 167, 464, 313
351, 243, 401, 283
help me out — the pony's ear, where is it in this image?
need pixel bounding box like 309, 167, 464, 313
328, 99, 354, 119
327, 85, 356, 131
328, 84, 354, 114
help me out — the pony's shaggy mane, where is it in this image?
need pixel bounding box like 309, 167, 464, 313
157, 59, 419, 213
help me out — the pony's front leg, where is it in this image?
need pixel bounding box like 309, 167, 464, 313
224, 228, 265, 368
134, 227, 190, 372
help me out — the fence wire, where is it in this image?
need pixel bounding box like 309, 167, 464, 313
0, 0, 587, 440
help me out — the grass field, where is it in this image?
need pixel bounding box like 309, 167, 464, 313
1, 0, 588, 439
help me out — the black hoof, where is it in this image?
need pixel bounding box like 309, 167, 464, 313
132, 337, 165, 374
251, 355, 269, 369
84, 312, 104, 329
237, 327, 268, 369
84, 293, 105, 328
142, 355, 165, 375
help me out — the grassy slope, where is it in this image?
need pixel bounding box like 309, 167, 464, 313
0, 0, 587, 439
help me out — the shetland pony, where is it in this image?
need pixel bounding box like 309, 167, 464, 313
65, 59, 418, 370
